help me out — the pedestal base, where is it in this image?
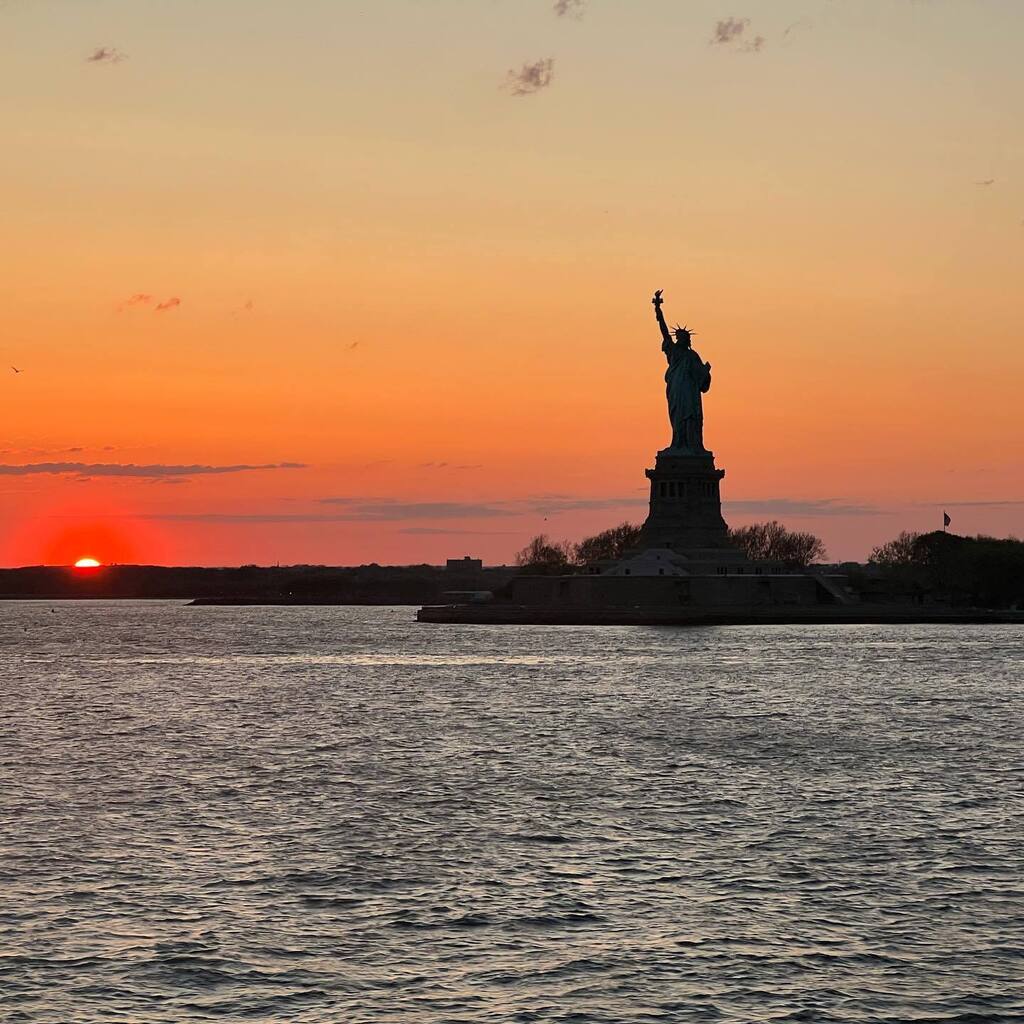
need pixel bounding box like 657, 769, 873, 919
638, 449, 731, 550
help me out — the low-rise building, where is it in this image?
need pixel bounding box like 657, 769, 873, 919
446, 556, 483, 572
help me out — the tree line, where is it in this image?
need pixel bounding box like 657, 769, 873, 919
515, 520, 827, 573
868, 530, 1024, 608
513, 519, 1024, 608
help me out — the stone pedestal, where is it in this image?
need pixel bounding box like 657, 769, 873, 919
638, 449, 731, 551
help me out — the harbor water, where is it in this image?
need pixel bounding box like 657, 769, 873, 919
2, 602, 1022, 1023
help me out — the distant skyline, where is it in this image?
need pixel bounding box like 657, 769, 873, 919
2, 0, 1022, 566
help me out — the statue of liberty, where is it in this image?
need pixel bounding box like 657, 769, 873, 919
652, 289, 712, 453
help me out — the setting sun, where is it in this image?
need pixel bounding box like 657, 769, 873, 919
74, 558, 102, 569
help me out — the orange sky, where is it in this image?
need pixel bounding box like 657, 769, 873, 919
2, 0, 1022, 566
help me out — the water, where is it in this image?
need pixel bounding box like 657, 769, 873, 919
2, 602, 1022, 1023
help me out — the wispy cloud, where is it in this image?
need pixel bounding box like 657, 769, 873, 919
86, 46, 126, 64
505, 58, 555, 96
0, 462, 305, 479
724, 498, 885, 517
134, 513, 377, 523
0, 445, 87, 457
921, 498, 1024, 509
782, 19, 813, 40
399, 527, 518, 536
117, 294, 180, 313
711, 17, 764, 52
712, 17, 747, 44
525, 495, 645, 514
553, 0, 585, 18
59, 511, 518, 528
319, 498, 511, 520
316, 494, 645, 520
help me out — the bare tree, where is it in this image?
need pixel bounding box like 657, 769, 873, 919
869, 531, 921, 567
514, 534, 575, 574
728, 520, 826, 567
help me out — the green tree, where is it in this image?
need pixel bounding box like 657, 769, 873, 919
869, 530, 1024, 608
574, 522, 642, 565
728, 520, 826, 567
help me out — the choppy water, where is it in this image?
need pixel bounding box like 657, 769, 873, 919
2, 602, 1022, 1023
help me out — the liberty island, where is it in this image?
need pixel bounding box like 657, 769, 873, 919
419, 292, 1024, 626
419, 289, 841, 622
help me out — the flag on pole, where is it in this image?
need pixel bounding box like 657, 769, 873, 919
943, 511, 951, 529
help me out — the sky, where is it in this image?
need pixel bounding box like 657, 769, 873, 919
1, 0, 1022, 566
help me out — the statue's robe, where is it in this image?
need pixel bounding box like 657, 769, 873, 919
664, 342, 711, 451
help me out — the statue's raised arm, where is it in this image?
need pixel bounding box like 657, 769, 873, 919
652, 289, 673, 353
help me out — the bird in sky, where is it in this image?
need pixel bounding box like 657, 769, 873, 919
11, 366, 22, 374
975, 179, 996, 186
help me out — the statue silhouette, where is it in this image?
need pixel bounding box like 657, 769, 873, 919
652, 290, 712, 453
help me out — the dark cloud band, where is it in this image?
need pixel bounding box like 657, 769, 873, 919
41, 494, 898, 525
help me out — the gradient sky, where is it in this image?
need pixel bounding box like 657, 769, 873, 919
2, 0, 1022, 566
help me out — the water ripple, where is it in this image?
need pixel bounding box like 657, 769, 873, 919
2, 604, 1022, 1022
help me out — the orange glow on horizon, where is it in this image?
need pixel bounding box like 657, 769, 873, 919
39, 520, 139, 568
1, 1, 1022, 565
74, 557, 102, 568
1, 497, 171, 568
